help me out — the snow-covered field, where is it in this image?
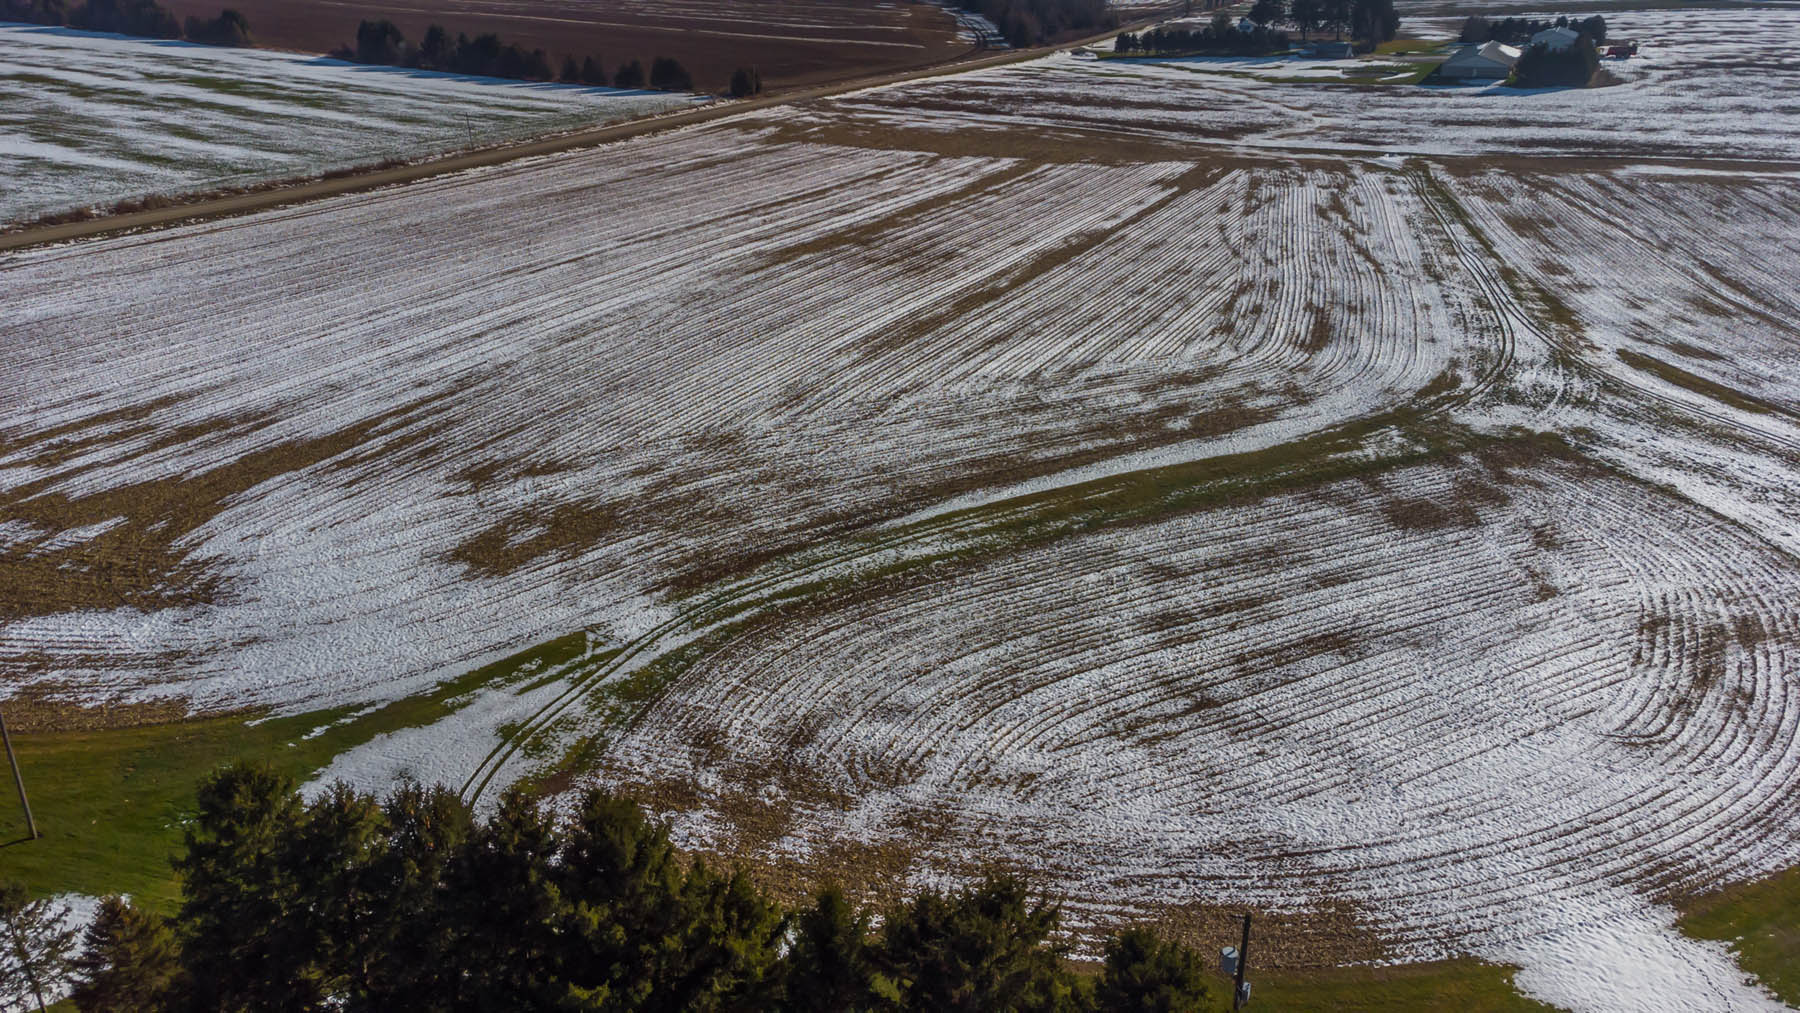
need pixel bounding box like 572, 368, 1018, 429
5, 9, 1800, 1011
0, 24, 694, 223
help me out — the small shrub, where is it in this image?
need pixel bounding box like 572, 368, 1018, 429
353, 18, 404, 64
648, 55, 691, 91
729, 66, 762, 98
184, 7, 250, 45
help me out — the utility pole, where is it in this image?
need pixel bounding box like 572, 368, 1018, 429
0, 707, 38, 840
1233, 912, 1252, 1009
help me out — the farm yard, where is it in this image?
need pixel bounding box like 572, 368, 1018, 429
0, 25, 695, 225
5, 3, 1800, 1011
887, 8, 1800, 160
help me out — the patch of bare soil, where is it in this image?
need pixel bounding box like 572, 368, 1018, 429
1146, 898, 1391, 968
0, 395, 444, 623
0, 680, 201, 732
592, 756, 1393, 965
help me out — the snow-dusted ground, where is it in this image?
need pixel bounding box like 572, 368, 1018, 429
0, 142, 1490, 713
6, 10, 1800, 1011
0, 24, 694, 223
599, 454, 1798, 1012
1107, 44, 1436, 82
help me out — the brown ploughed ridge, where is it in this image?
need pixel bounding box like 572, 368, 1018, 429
157, 0, 974, 93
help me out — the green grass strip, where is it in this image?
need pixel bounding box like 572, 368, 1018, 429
0, 633, 588, 910
1678, 864, 1800, 1006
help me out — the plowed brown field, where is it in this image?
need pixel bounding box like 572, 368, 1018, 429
158, 0, 977, 92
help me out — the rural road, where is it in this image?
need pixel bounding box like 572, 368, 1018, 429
0, 19, 1166, 253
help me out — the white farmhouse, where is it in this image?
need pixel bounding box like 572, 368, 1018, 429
1439, 41, 1521, 79
1529, 26, 1582, 51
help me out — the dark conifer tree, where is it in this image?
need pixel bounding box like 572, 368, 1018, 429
174, 762, 309, 1013
69, 896, 184, 1012
664, 864, 784, 1011
729, 66, 762, 98
458, 33, 503, 76
648, 56, 692, 91
1349, 0, 1398, 44
1290, 0, 1322, 41
183, 8, 250, 45
439, 787, 567, 1009
555, 789, 687, 1007
354, 781, 472, 1008
877, 875, 1074, 1013
1323, 0, 1350, 39
778, 885, 877, 1012
352, 19, 404, 64
1093, 927, 1211, 1013
286, 783, 387, 1002
415, 24, 452, 70
1512, 39, 1599, 87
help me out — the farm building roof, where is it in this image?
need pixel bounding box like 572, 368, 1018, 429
1443, 41, 1521, 70
1530, 26, 1582, 50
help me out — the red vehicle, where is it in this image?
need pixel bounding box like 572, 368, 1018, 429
1606, 42, 1640, 58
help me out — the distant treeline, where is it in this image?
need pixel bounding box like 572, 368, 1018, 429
1117, 0, 1398, 53
336, 18, 706, 91
1459, 13, 1607, 45
1116, 20, 1291, 56
0, 0, 249, 45
3, 764, 1218, 1011
1281, 0, 1399, 45
960, 0, 1116, 48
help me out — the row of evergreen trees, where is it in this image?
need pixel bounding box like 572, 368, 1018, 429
1458, 13, 1607, 46
1283, 0, 1399, 45
1115, 0, 1398, 53
3, 763, 1216, 1011
1115, 20, 1290, 57
340, 19, 696, 91
0, 0, 249, 46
